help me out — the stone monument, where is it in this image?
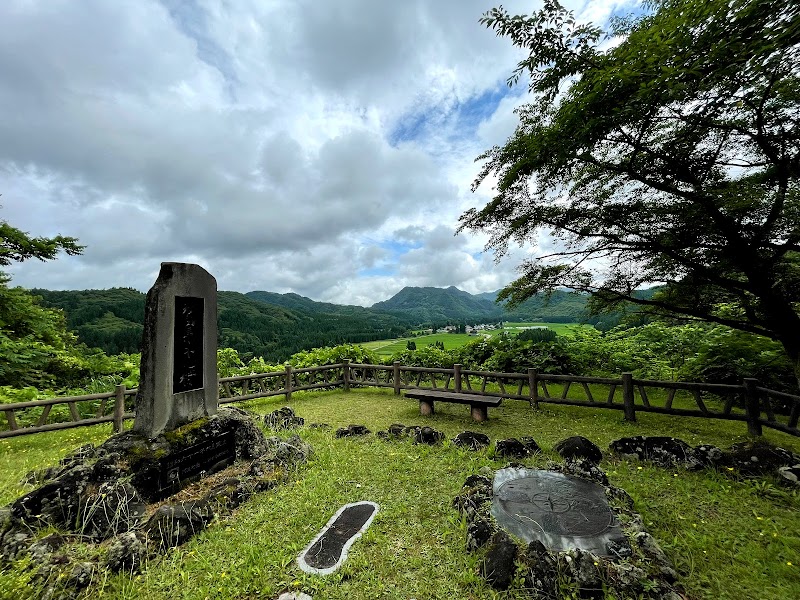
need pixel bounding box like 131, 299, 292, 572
134, 262, 218, 438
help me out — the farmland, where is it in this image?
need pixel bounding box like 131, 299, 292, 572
361, 322, 593, 358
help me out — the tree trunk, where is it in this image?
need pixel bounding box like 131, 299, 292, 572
775, 326, 800, 393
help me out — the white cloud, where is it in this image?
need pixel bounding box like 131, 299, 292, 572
1, 0, 638, 305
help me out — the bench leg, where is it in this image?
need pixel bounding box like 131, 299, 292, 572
470, 405, 488, 422
420, 400, 435, 416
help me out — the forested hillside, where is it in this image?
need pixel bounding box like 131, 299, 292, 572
477, 289, 590, 323
32, 288, 411, 362
218, 291, 410, 360
371, 286, 501, 323
31, 288, 145, 355
32, 285, 627, 361
30, 284, 658, 361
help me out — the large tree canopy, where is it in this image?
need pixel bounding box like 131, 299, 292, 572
461, 0, 800, 379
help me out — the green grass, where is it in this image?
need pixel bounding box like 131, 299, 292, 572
362, 322, 594, 357
362, 333, 479, 356
1, 389, 799, 599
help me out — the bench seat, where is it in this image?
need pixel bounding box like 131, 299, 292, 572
404, 390, 501, 422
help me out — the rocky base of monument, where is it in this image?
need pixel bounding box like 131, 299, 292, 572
454, 460, 685, 599
0, 407, 312, 599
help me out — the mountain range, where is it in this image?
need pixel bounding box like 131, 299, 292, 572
31, 284, 618, 361
371, 285, 589, 323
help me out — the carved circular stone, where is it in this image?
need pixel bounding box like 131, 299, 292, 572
490, 468, 625, 556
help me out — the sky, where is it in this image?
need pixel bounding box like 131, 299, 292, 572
1, 0, 640, 307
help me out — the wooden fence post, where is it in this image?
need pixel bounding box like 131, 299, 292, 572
454, 364, 462, 393
393, 361, 401, 395
113, 384, 125, 433
743, 378, 763, 437
284, 364, 293, 402
528, 369, 538, 409
621, 373, 636, 422
343, 359, 350, 392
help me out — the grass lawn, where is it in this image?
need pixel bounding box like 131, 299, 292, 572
362, 333, 479, 357
363, 322, 594, 358
1, 389, 799, 599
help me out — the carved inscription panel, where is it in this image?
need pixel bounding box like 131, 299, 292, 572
491, 468, 627, 556
173, 296, 204, 393
156, 430, 236, 494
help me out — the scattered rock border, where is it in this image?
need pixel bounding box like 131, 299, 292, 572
453, 460, 685, 599
609, 436, 800, 485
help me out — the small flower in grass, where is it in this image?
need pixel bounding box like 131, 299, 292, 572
726, 467, 734, 471
637, 466, 643, 470
788, 562, 793, 567
756, 516, 763, 521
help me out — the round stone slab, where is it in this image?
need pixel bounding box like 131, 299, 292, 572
490, 468, 626, 556
297, 501, 379, 575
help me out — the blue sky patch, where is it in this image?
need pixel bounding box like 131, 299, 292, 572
357, 266, 396, 277
388, 83, 519, 146
160, 0, 239, 97
607, 1, 652, 29
380, 238, 423, 255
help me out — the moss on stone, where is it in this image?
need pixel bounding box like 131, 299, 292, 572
163, 417, 210, 446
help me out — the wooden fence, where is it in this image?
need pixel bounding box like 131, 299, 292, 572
2, 360, 798, 439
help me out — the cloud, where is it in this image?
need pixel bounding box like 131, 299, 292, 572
1, 0, 639, 306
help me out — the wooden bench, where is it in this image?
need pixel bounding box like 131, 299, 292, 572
403, 390, 502, 422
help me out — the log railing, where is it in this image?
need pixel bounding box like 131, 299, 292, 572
2, 361, 798, 438
0, 386, 136, 439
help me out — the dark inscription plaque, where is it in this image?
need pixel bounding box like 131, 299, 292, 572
491, 468, 626, 556
303, 503, 377, 569
173, 296, 204, 393
156, 430, 236, 495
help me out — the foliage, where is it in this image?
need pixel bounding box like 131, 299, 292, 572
0, 278, 134, 389
34, 288, 410, 361
456, 332, 574, 374
217, 347, 247, 378
215, 344, 378, 379
288, 344, 378, 368
461, 0, 800, 381
689, 326, 795, 390
0, 219, 83, 267
516, 327, 557, 343
389, 345, 456, 369
552, 321, 796, 389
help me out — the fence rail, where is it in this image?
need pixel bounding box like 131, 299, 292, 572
0, 385, 136, 439
2, 361, 799, 439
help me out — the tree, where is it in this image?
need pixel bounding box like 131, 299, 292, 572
0, 220, 84, 267
460, 0, 800, 384
406, 340, 417, 351
1, 213, 86, 387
